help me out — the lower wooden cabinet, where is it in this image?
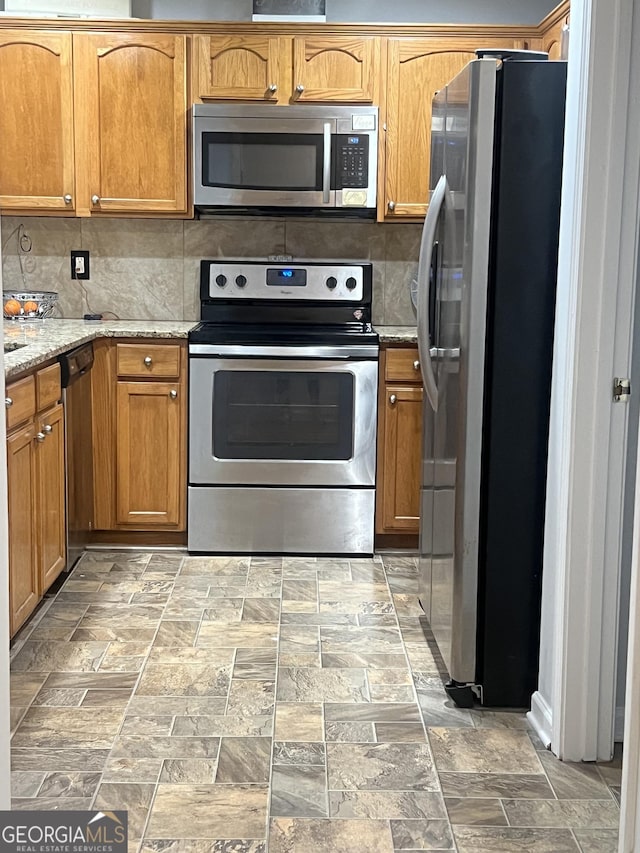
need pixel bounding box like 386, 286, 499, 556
6, 370, 66, 637
92, 338, 187, 532
36, 403, 66, 591
116, 381, 182, 527
7, 422, 39, 636
376, 345, 424, 536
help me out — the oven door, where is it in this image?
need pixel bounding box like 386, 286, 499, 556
189, 347, 378, 487
194, 117, 336, 208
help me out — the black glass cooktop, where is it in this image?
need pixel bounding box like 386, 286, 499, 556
189, 322, 379, 347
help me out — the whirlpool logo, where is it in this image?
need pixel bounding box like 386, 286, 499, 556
0, 810, 128, 853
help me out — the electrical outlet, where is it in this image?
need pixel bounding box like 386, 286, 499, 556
71, 250, 90, 280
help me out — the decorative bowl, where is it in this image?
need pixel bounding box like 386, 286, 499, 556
3, 290, 59, 320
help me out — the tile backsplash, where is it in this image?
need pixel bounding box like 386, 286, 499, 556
1, 216, 420, 325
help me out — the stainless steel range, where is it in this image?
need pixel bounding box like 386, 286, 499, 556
188, 259, 379, 555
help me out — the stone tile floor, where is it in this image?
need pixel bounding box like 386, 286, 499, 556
9, 552, 622, 852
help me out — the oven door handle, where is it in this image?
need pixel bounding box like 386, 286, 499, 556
189, 344, 379, 359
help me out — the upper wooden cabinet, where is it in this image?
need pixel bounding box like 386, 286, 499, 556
0, 30, 75, 213
73, 33, 188, 215
383, 37, 522, 220
194, 34, 379, 104
292, 36, 377, 102
538, 5, 570, 59
196, 34, 281, 101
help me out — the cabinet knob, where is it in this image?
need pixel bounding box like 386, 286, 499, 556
5, 397, 12, 408
144, 356, 153, 367
295, 84, 305, 94
64, 194, 73, 204
413, 360, 420, 371
169, 389, 178, 400
388, 200, 396, 212
389, 394, 397, 405
268, 83, 278, 93
35, 432, 46, 443
91, 195, 100, 205
43, 424, 53, 434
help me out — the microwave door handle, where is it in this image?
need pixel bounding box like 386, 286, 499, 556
323, 122, 331, 204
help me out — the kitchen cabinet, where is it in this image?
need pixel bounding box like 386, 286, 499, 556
6, 423, 38, 636
0, 30, 75, 213
195, 34, 379, 104
0, 30, 188, 217
92, 339, 187, 533
383, 37, 523, 220
376, 346, 424, 535
538, 1, 570, 59
73, 33, 188, 216
5, 364, 65, 637
116, 382, 182, 527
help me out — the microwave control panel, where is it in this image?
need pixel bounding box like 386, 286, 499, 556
335, 135, 369, 189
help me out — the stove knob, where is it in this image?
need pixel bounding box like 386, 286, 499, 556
215, 274, 227, 288
326, 276, 337, 290
236, 274, 247, 288
346, 277, 357, 291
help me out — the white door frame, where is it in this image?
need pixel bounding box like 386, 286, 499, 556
0, 240, 12, 806
620, 431, 640, 851
528, 0, 640, 762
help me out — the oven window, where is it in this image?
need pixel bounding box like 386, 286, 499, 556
213, 370, 354, 460
202, 132, 324, 191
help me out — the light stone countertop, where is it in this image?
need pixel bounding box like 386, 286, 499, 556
3, 319, 417, 381
3, 319, 196, 380
374, 325, 418, 343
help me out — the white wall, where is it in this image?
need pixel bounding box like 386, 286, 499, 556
0, 240, 12, 807
132, 0, 559, 24
0, 0, 560, 24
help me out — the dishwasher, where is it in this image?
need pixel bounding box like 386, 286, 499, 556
59, 342, 94, 570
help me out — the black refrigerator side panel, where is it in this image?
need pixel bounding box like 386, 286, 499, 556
478, 62, 567, 707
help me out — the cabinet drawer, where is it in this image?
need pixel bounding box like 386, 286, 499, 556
385, 348, 422, 383
5, 374, 36, 431
116, 344, 181, 379
36, 363, 61, 412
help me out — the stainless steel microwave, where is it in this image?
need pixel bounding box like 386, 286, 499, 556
193, 104, 378, 214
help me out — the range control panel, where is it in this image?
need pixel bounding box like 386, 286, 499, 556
201, 261, 369, 302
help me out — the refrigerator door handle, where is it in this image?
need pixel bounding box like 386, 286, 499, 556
417, 174, 448, 412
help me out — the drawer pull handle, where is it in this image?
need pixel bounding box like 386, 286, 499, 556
268, 83, 278, 93
389, 394, 397, 405
5, 397, 12, 408
169, 390, 178, 400
144, 356, 153, 367
43, 424, 53, 434
35, 432, 46, 443
413, 360, 420, 371
64, 194, 73, 204
388, 200, 396, 212
91, 195, 100, 205
296, 84, 305, 94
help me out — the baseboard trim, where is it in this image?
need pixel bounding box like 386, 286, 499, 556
528, 690, 553, 749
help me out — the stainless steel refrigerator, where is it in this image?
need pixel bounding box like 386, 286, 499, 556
416, 51, 567, 708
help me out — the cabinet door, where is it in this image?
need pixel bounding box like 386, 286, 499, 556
541, 13, 570, 59
74, 33, 187, 215
196, 35, 281, 101
292, 36, 378, 102
385, 39, 516, 219
377, 384, 423, 533
0, 30, 75, 213
116, 381, 183, 527
35, 403, 66, 592
7, 423, 38, 636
